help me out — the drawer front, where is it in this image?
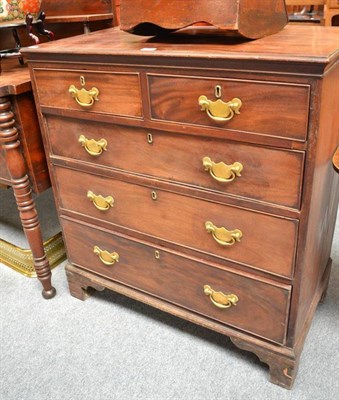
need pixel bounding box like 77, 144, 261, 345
33, 69, 142, 117
54, 166, 298, 278
62, 218, 291, 344
46, 116, 304, 209
148, 74, 310, 141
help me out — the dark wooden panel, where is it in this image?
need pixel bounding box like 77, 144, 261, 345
54, 166, 298, 278
149, 74, 310, 141
62, 218, 291, 344
42, 0, 113, 16
287, 57, 339, 345
12, 92, 50, 193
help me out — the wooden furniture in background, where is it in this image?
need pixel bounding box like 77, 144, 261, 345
0, 0, 117, 49
0, 1, 119, 295
285, 1, 325, 8
325, 0, 339, 25
0, 13, 53, 66
115, 0, 120, 25
0, 59, 58, 298
42, 0, 116, 34
286, 1, 324, 23
120, 0, 288, 38
24, 25, 339, 388
285, 0, 339, 25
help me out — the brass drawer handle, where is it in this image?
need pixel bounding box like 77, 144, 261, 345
204, 285, 238, 309
205, 221, 242, 246
199, 95, 242, 122
93, 246, 119, 266
87, 190, 114, 211
203, 156, 243, 183
78, 135, 107, 157
69, 76, 99, 108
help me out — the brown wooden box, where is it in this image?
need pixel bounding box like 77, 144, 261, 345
120, 0, 288, 39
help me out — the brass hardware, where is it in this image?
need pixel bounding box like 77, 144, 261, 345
147, 133, 153, 144
69, 76, 99, 108
154, 250, 160, 259
151, 191, 157, 200
0, 233, 66, 278
215, 85, 222, 99
87, 190, 114, 211
93, 246, 119, 266
204, 285, 238, 309
205, 221, 242, 246
202, 156, 243, 183
78, 135, 107, 157
198, 94, 242, 122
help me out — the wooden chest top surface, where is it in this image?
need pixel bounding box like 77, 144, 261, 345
23, 25, 339, 67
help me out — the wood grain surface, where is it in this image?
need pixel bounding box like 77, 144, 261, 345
120, 0, 287, 39
22, 25, 339, 67
148, 74, 310, 141
33, 68, 143, 118
54, 165, 298, 279
45, 116, 305, 209
62, 217, 291, 344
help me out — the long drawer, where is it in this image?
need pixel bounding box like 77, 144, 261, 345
32, 68, 143, 118
46, 116, 304, 209
62, 218, 291, 344
54, 166, 298, 278
148, 74, 310, 141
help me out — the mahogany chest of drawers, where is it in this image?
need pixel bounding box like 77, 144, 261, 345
23, 25, 339, 389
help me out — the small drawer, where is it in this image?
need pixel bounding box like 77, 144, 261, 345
54, 166, 298, 278
33, 68, 142, 118
62, 218, 291, 344
148, 74, 310, 141
46, 116, 304, 209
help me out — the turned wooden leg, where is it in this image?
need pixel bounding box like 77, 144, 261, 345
230, 337, 299, 389
0, 96, 56, 299
65, 263, 105, 301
